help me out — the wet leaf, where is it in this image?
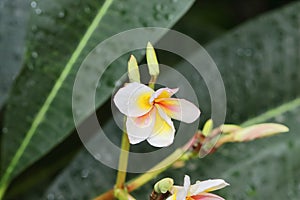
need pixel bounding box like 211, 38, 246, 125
0, 0, 194, 197
45, 2, 300, 199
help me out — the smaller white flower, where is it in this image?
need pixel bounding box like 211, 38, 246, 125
167, 175, 229, 200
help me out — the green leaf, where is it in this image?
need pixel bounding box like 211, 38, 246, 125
0, 0, 194, 197
43, 1, 300, 199
0, 0, 29, 108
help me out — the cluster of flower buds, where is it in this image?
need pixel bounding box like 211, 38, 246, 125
178, 119, 289, 162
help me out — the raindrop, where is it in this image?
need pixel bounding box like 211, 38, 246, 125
244, 48, 253, 57
30, 1, 37, 8
81, 169, 90, 179
84, 6, 91, 13
46, 193, 55, 200
114, 80, 122, 87
155, 4, 162, 11
166, 14, 174, 21
31, 51, 38, 58
97, 82, 102, 88
35, 8, 42, 15
172, 0, 178, 2
58, 11, 65, 18
2, 127, 8, 134
95, 153, 102, 160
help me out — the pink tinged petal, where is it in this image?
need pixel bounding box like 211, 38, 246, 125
233, 123, 289, 142
220, 124, 241, 134
157, 98, 200, 123
150, 87, 179, 103
132, 110, 153, 127
191, 193, 225, 200
147, 107, 175, 147
113, 82, 154, 117
126, 109, 155, 145
190, 179, 229, 195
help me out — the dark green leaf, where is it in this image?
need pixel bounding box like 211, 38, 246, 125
0, 0, 29, 108
0, 0, 194, 196
44, 1, 300, 199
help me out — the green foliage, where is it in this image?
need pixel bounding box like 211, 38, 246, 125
0, 0, 194, 198
0, 0, 29, 108
44, 2, 300, 199
1, 0, 299, 199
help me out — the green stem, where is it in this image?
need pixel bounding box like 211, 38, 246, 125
114, 188, 136, 200
0, 185, 7, 200
94, 148, 185, 200
115, 121, 130, 190
149, 82, 155, 90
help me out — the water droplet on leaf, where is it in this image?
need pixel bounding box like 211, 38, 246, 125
155, 4, 162, 11
81, 169, 90, 178
114, 80, 122, 87
31, 51, 38, 58
35, 8, 42, 15
95, 153, 102, 160
2, 127, 8, 134
58, 11, 65, 18
47, 193, 55, 200
84, 6, 91, 13
30, 1, 37, 8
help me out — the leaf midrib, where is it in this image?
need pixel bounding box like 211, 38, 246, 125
0, 0, 114, 197
241, 97, 300, 127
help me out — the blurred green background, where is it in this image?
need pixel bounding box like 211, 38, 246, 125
0, 0, 299, 199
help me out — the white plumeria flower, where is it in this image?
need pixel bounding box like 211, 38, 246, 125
113, 82, 200, 147
167, 175, 229, 200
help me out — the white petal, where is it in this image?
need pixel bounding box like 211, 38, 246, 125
114, 82, 154, 117
168, 186, 185, 200
190, 179, 229, 195
146, 107, 175, 147
156, 98, 200, 123
126, 110, 155, 145
183, 175, 191, 191
150, 87, 179, 103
